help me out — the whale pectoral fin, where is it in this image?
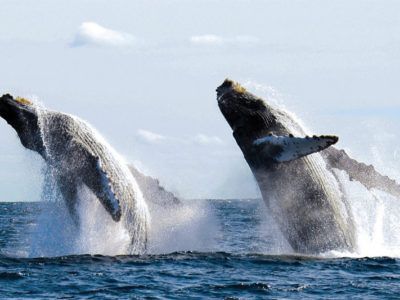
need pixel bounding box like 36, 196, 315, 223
253, 134, 338, 163
81, 155, 122, 222
322, 147, 400, 199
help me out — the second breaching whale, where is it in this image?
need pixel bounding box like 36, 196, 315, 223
217, 79, 400, 254
0, 94, 150, 253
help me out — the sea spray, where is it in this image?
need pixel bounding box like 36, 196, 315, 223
128, 164, 219, 253
75, 185, 132, 255
327, 170, 400, 258
147, 200, 218, 254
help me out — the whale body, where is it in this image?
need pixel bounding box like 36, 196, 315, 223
0, 94, 150, 253
217, 79, 400, 253
217, 79, 400, 254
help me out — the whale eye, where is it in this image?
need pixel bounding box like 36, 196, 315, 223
15, 97, 33, 106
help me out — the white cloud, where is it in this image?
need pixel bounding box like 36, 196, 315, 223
189, 34, 259, 46
190, 34, 224, 46
193, 134, 224, 145
137, 129, 166, 143
136, 130, 224, 146
72, 22, 134, 47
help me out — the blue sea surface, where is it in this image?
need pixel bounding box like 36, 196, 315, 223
0, 200, 399, 299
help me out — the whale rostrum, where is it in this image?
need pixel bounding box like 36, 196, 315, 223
217, 79, 400, 254
0, 94, 150, 252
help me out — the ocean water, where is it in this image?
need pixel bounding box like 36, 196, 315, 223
0, 200, 399, 299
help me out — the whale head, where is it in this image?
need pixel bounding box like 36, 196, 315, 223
0, 94, 45, 156
217, 79, 339, 167
217, 79, 282, 147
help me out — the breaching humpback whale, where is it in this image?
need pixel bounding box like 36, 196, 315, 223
217, 79, 400, 254
0, 94, 149, 253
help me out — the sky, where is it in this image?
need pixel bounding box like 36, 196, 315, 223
0, 0, 400, 201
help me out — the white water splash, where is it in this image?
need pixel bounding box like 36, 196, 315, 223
29, 188, 133, 256
29, 187, 218, 257
147, 201, 218, 254
323, 171, 400, 258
